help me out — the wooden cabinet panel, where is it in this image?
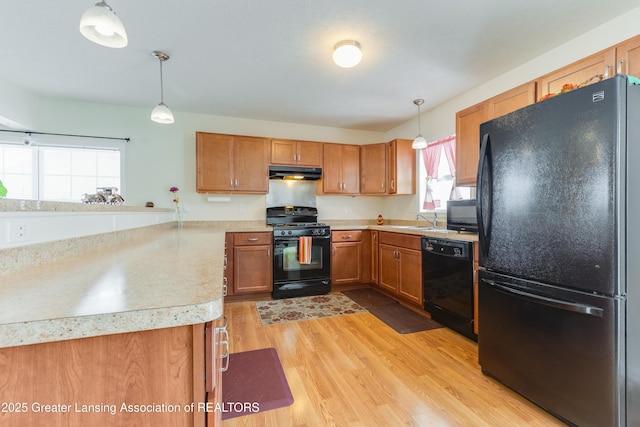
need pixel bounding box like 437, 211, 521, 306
487, 81, 537, 119
332, 241, 362, 284
615, 34, 640, 79
455, 102, 487, 186
229, 232, 272, 294
322, 143, 360, 194
0, 326, 203, 427
197, 132, 234, 192
370, 231, 379, 284
233, 245, 272, 293
196, 132, 269, 194
360, 143, 387, 194
377, 232, 422, 305
270, 139, 322, 167
537, 48, 615, 100
397, 247, 422, 306
331, 230, 362, 285
388, 139, 416, 195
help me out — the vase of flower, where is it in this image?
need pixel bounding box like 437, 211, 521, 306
169, 186, 183, 228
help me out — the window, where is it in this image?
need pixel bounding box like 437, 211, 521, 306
0, 137, 123, 202
417, 135, 471, 212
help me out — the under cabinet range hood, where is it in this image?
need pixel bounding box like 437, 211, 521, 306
268, 165, 322, 180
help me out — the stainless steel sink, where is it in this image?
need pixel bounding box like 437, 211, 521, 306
409, 226, 452, 233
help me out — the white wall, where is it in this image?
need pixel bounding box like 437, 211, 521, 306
2, 6, 639, 223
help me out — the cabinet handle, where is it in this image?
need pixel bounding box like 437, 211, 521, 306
247, 237, 259, 241
235, 178, 238, 188
267, 249, 270, 257
373, 234, 377, 241
332, 245, 336, 256
390, 179, 395, 190
223, 255, 227, 269
604, 65, 610, 79
229, 179, 233, 189
617, 60, 624, 75
214, 315, 230, 372
222, 277, 228, 296
341, 235, 352, 239
381, 182, 385, 190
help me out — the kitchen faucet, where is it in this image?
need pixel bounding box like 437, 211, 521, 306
416, 212, 439, 228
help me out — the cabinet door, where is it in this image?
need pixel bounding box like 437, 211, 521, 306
487, 81, 537, 119
360, 143, 387, 194
397, 247, 422, 306
322, 143, 343, 193
371, 231, 379, 284
233, 245, 272, 293
455, 102, 487, 186
378, 244, 399, 293
388, 139, 415, 195
296, 141, 323, 167
270, 139, 297, 165
537, 48, 615, 100
341, 144, 360, 195
332, 242, 362, 284
233, 136, 269, 193
615, 34, 640, 79
196, 132, 234, 192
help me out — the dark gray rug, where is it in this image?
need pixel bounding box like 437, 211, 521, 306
342, 288, 444, 334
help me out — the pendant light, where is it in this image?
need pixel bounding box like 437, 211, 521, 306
333, 40, 362, 68
79, 1, 128, 48
150, 51, 175, 124
412, 99, 428, 149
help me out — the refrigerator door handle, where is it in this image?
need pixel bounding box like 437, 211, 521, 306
477, 133, 492, 256
484, 279, 605, 318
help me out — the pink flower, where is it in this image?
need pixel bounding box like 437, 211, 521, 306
169, 186, 179, 193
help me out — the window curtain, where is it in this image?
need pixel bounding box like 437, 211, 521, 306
440, 136, 462, 200
421, 135, 457, 210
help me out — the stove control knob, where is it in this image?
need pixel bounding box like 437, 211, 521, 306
280, 230, 286, 236
288, 230, 293, 235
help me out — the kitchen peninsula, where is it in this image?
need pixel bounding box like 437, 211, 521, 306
0, 219, 228, 427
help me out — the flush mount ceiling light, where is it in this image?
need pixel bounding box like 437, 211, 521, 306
150, 51, 175, 124
79, 1, 128, 48
333, 40, 362, 68
412, 99, 428, 149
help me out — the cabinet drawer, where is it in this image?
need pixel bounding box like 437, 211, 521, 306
232, 232, 272, 246
379, 232, 421, 250
332, 230, 362, 242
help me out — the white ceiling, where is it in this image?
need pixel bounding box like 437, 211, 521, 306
1, 1, 638, 132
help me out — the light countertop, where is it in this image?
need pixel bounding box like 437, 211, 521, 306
0, 227, 225, 348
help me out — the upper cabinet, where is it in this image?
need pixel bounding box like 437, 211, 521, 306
360, 139, 416, 195
360, 143, 388, 194
537, 48, 615, 101
270, 138, 323, 167
322, 143, 360, 195
196, 132, 269, 193
614, 34, 640, 78
456, 82, 538, 186
388, 139, 416, 195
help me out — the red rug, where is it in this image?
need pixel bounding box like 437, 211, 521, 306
221, 347, 294, 420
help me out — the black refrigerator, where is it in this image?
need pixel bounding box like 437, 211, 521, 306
476, 74, 640, 427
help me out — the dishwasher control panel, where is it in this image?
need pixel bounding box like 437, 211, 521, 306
422, 237, 470, 258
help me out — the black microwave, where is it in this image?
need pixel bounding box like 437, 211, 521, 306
446, 199, 478, 232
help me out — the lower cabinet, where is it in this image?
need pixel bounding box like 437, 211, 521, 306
0, 324, 218, 427
331, 230, 363, 285
378, 232, 422, 305
205, 317, 229, 427
230, 232, 272, 294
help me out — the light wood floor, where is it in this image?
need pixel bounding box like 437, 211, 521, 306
221, 295, 566, 427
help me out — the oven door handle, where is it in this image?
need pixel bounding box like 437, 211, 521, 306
274, 236, 329, 241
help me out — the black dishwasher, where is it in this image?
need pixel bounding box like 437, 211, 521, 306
422, 237, 476, 341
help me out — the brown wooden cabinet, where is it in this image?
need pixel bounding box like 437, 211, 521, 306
270, 138, 323, 167
231, 232, 272, 294
537, 48, 615, 101
456, 81, 537, 186
196, 132, 269, 193
370, 230, 379, 284
455, 102, 487, 186
0, 324, 212, 427
322, 143, 360, 194
331, 230, 363, 285
360, 143, 388, 194
388, 138, 416, 195
377, 232, 422, 306
615, 34, 640, 78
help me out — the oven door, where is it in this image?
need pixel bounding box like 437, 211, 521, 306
273, 236, 331, 283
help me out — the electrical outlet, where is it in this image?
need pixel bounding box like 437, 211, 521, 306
10, 223, 30, 242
